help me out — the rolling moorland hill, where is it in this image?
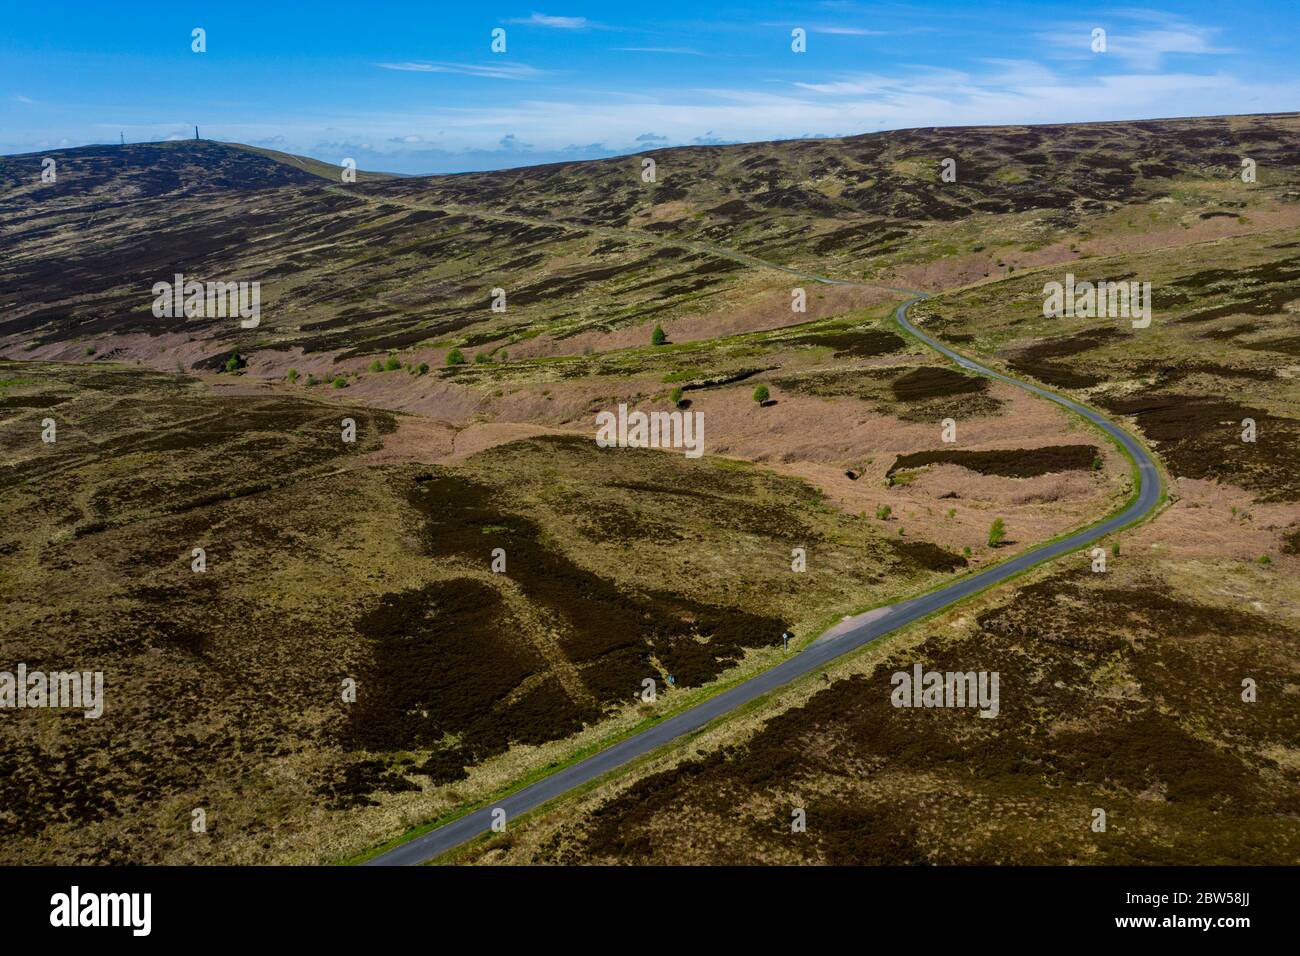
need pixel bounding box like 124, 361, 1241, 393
2, 113, 1297, 371
1, 113, 1298, 864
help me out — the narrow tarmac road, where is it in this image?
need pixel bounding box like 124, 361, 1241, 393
364, 289, 1163, 867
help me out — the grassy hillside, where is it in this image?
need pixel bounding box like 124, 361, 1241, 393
2, 113, 1297, 864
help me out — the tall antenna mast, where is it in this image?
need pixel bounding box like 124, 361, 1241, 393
195, 125, 200, 141
120, 131, 124, 146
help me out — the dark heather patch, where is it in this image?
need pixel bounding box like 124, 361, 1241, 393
888, 539, 967, 572
778, 329, 907, 359
1101, 393, 1300, 501
888, 444, 1098, 478
891, 366, 987, 401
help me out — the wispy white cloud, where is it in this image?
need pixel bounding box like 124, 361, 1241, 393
1037, 12, 1234, 69
616, 47, 703, 55
810, 25, 885, 35
761, 22, 885, 36
377, 61, 544, 80
794, 74, 894, 95
507, 13, 589, 29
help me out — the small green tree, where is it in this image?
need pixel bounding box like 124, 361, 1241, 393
224, 353, 244, 373
287, 368, 299, 383
446, 348, 466, 366
332, 375, 347, 388
670, 386, 684, 405
988, 517, 1006, 548
474, 351, 491, 364
417, 362, 429, 375
384, 355, 401, 371
753, 384, 770, 405
876, 504, 891, 520
1111, 542, 1120, 557
651, 324, 667, 346
370, 359, 383, 373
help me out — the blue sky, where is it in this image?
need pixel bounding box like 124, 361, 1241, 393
1, 1, 1295, 173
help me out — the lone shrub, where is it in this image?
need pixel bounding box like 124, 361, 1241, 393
384, 355, 401, 371
287, 368, 299, 383
876, 504, 892, 520
988, 517, 1006, 548
446, 348, 466, 366
370, 359, 383, 373
753, 384, 770, 405
651, 324, 666, 346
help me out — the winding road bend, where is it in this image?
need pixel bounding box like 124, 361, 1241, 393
364, 287, 1163, 867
